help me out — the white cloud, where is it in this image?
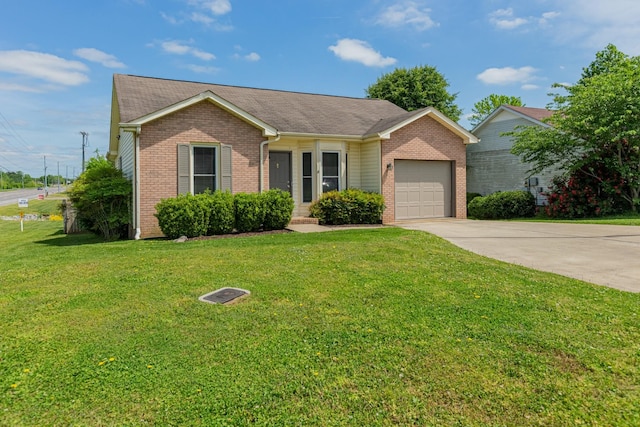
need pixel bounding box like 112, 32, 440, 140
192, 0, 231, 15
245, 52, 260, 62
190, 12, 214, 25
161, 41, 215, 61
375, 1, 438, 31
539, 11, 561, 25
521, 84, 539, 90
477, 66, 538, 85
489, 8, 528, 30
165, 1, 233, 30
0, 50, 89, 86
185, 64, 220, 74
553, 0, 640, 55
0, 82, 44, 92
73, 48, 126, 68
329, 39, 396, 67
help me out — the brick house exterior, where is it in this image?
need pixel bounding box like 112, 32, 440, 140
109, 74, 477, 238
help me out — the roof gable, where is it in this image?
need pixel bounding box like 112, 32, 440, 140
366, 107, 478, 144
472, 104, 553, 133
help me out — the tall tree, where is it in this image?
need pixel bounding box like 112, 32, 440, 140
469, 94, 524, 128
509, 45, 640, 212
365, 65, 462, 121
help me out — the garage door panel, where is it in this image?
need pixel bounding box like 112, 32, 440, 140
395, 160, 452, 220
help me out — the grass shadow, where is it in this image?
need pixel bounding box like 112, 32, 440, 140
34, 231, 107, 247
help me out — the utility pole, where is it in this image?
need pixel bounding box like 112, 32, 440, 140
57, 161, 60, 193
80, 131, 89, 173
66, 165, 69, 186
44, 156, 48, 195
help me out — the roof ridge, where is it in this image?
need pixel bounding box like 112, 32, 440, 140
115, 73, 384, 102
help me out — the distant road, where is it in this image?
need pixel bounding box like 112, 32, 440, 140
0, 187, 65, 207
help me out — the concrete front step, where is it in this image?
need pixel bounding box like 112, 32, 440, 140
288, 217, 319, 225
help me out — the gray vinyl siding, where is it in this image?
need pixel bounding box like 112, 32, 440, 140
117, 131, 135, 180
468, 118, 558, 204
360, 141, 381, 192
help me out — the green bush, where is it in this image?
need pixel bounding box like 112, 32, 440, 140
234, 192, 265, 233
262, 189, 294, 231
466, 192, 483, 206
309, 189, 385, 225
68, 156, 132, 241
155, 193, 209, 239
205, 191, 235, 235
467, 190, 536, 220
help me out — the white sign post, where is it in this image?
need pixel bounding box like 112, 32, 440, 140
18, 199, 28, 232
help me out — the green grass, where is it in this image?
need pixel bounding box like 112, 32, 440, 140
1, 222, 639, 426
522, 212, 640, 226
0, 198, 63, 217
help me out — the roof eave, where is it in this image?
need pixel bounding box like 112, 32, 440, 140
373, 107, 478, 144
122, 91, 278, 137
472, 105, 552, 133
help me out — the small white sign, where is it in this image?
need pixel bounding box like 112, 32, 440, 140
18, 198, 28, 208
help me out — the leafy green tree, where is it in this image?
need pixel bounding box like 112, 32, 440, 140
469, 94, 524, 127
68, 155, 132, 240
579, 43, 627, 83
509, 45, 640, 212
365, 65, 462, 121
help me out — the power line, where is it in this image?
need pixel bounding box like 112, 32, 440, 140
0, 110, 34, 153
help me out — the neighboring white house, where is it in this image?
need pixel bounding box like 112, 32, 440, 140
467, 105, 557, 205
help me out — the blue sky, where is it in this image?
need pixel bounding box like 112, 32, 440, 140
1, 0, 639, 177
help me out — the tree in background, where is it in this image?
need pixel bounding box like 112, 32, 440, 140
509, 44, 640, 214
68, 155, 132, 240
365, 65, 462, 121
469, 94, 524, 128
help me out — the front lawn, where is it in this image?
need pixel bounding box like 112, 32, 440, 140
1, 222, 638, 425
522, 212, 640, 226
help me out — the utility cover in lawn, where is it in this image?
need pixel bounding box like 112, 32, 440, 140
199, 288, 250, 304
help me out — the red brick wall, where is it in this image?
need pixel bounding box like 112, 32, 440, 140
381, 115, 468, 223
138, 101, 265, 237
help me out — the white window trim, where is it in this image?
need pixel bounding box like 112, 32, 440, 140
321, 151, 341, 193
190, 143, 219, 194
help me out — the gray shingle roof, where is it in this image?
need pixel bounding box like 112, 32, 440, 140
114, 74, 408, 136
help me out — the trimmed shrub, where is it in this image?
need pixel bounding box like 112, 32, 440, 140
205, 191, 235, 235
262, 189, 294, 230
309, 189, 385, 225
234, 192, 265, 233
466, 192, 482, 206
155, 193, 209, 239
467, 190, 535, 219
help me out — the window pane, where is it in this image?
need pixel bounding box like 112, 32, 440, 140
322, 177, 339, 193
194, 176, 215, 194
303, 178, 312, 202
194, 147, 215, 175
322, 152, 339, 177
302, 152, 312, 176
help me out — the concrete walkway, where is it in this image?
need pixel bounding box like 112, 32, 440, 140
397, 220, 640, 293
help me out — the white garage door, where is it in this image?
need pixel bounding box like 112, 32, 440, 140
395, 160, 452, 220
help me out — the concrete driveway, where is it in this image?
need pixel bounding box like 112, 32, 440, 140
397, 220, 640, 293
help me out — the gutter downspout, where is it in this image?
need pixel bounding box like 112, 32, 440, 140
259, 134, 280, 192
134, 127, 142, 240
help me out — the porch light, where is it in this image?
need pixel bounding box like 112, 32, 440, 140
387, 162, 393, 171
